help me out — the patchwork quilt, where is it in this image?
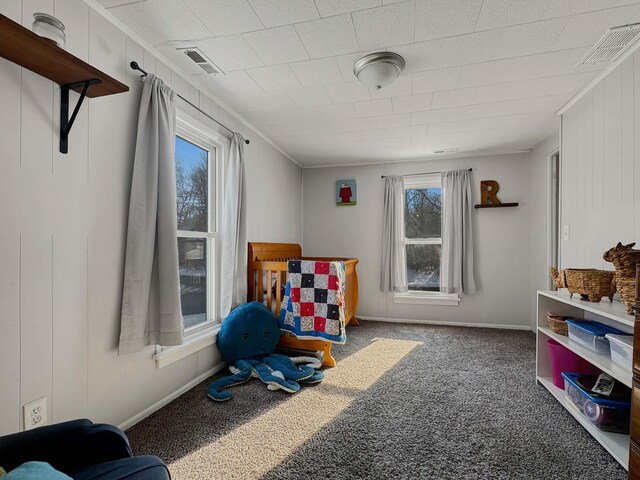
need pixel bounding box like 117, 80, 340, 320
279, 260, 346, 344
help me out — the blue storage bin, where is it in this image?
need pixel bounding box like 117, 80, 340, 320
561, 372, 630, 433
565, 320, 626, 355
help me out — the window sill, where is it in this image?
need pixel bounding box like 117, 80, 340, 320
393, 292, 460, 306
153, 323, 221, 369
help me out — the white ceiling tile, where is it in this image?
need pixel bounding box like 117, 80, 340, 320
197, 35, 263, 71
326, 82, 372, 103
247, 64, 302, 91
285, 86, 334, 107
457, 48, 587, 88
492, 16, 570, 60
552, 5, 640, 51
314, 0, 381, 17
101, 0, 145, 7
108, 0, 211, 46
475, 0, 550, 31
415, 0, 483, 42
290, 58, 344, 87
183, 0, 264, 36
438, 29, 503, 68
392, 93, 432, 113
352, 1, 415, 50
377, 113, 412, 128
369, 74, 413, 98
243, 26, 310, 64
542, 0, 640, 19
383, 0, 408, 3
354, 98, 393, 117
206, 70, 263, 97
295, 14, 360, 58
247, 0, 319, 28
393, 40, 441, 73
412, 67, 461, 93
431, 88, 477, 109
233, 90, 296, 112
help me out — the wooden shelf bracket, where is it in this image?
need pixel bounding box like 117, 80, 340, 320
60, 79, 101, 154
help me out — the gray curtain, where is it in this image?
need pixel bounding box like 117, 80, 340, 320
380, 175, 408, 293
441, 169, 476, 294
119, 74, 183, 354
220, 133, 246, 318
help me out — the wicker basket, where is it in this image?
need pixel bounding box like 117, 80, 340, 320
604, 242, 640, 314
547, 314, 570, 336
549, 267, 616, 303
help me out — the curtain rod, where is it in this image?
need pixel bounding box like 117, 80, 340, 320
380, 167, 472, 179
129, 62, 250, 145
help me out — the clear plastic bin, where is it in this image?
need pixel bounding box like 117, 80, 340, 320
562, 372, 631, 433
565, 320, 626, 355
605, 334, 633, 372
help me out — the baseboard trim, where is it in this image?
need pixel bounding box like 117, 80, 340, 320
118, 361, 227, 431
359, 316, 531, 331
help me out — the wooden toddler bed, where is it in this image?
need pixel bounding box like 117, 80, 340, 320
247, 242, 359, 367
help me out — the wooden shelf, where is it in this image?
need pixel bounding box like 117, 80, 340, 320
0, 13, 128, 98
537, 375, 630, 469
536, 290, 634, 470
538, 326, 632, 387
474, 202, 519, 208
538, 290, 634, 327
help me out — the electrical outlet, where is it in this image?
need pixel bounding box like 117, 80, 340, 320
23, 397, 47, 431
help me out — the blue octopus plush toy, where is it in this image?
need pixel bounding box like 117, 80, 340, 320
207, 302, 324, 401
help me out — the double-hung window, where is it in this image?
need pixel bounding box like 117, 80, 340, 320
396, 175, 459, 305
404, 175, 442, 292
175, 116, 222, 333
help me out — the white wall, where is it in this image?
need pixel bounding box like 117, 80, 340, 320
0, 0, 301, 435
302, 153, 533, 328
530, 130, 560, 329
560, 52, 640, 272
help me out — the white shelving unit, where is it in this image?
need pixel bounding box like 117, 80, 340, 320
536, 290, 634, 470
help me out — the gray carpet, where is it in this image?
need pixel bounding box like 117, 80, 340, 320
126, 321, 627, 480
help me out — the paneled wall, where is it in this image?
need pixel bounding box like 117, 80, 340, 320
302, 153, 534, 328
560, 51, 640, 271
0, 0, 302, 435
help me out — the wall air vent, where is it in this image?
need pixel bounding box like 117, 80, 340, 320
176, 46, 224, 75
580, 23, 640, 65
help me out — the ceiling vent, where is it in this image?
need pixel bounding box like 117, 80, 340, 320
580, 23, 640, 65
176, 46, 224, 75
433, 148, 459, 154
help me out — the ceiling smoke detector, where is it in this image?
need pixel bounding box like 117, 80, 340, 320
580, 23, 640, 65
176, 46, 224, 75
353, 52, 405, 90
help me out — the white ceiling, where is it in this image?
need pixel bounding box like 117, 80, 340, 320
100, 0, 640, 166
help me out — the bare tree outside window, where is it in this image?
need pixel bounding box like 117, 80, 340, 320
404, 181, 442, 291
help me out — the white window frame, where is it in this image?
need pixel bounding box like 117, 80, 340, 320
154, 111, 225, 367
394, 174, 459, 306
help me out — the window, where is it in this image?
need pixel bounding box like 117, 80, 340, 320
404, 175, 442, 292
175, 116, 222, 332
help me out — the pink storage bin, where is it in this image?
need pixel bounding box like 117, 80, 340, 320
547, 339, 601, 389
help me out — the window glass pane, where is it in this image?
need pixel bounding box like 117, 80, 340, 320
407, 244, 440, 291
175, 136, 210, 232
404, 187, 441, 239
178, 237, 207, 329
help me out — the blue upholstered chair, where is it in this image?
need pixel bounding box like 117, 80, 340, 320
0, 419, 170, 480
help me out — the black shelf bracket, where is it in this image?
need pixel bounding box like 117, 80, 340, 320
60, 79, 101, 154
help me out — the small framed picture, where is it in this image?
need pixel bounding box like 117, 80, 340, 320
336, 179, 357, 206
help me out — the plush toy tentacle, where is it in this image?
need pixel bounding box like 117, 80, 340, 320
264, 354, 315, 382
206, 360, 253, 401
250, 360, 301, 394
